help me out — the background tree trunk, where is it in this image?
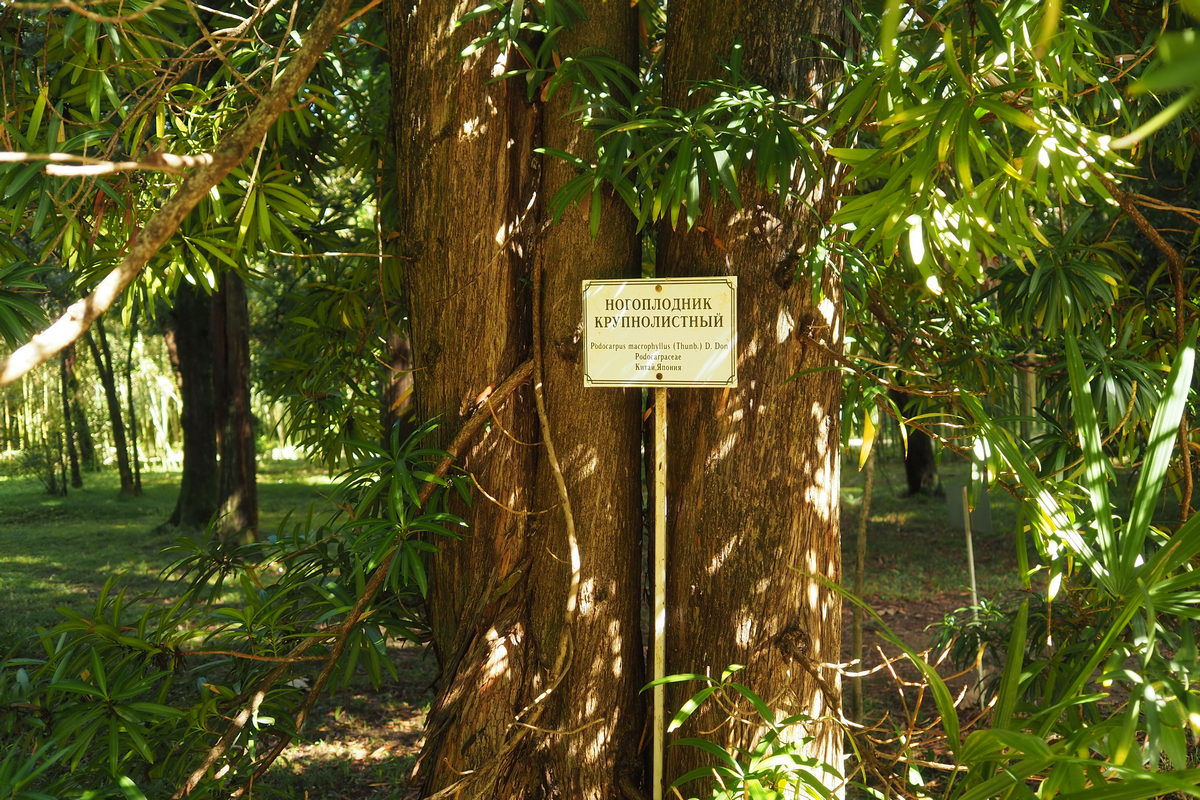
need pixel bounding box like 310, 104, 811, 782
890, 388, 940, 496
389, 1, 643, 797
213, 273, 258, 542
61, 342, 98, 472
659, 0, 849, 788
124, 310, 143, 494
86, 318, 138, 497
166, 283, 219, 530
380, 330, 415, 443
58, 348, 83, 488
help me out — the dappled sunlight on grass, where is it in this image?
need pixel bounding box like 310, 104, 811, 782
840, 454, 1023, 604
0, 463, 339, 653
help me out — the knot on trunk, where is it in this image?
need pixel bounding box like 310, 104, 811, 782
774, 626, 812, 663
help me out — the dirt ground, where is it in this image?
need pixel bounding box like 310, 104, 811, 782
267, 592, 988, 798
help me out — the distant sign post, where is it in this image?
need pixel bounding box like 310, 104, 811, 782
582, 277, 737, 800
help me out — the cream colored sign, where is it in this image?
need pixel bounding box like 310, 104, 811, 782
582, 277, 737, 388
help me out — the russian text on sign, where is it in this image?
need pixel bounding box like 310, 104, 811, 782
581, 277, 737, 388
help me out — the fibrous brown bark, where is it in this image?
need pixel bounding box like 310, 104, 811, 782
166, 283, 219, 530
518, 4, 645, 795
213, 272, 258, 541
660, 0, 848, 788
389, 1, 642, 797
391, 1, 540, 791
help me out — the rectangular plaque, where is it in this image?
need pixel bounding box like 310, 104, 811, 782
582, 277, 737, 388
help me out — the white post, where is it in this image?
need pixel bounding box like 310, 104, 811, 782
961, 485, 984, 687
653, 386, 668, 800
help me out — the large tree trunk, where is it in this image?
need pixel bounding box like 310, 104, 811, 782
659, 0, 848, 789
86, 318, 138, 497
166, 283, 219, 530
389, 1, 643, 797
212, 272, 258, 542
517, 6, 645, 795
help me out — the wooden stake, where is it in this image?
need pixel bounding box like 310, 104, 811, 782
653, 386, 667, 800
961, 485, 984, 687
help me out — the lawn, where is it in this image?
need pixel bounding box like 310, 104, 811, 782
0, 461, 336, 655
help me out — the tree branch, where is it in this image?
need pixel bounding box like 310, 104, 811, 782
0, 150, 214, 176
0, 0, 357, 388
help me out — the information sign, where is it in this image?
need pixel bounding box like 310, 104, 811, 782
582, 277, 737, 388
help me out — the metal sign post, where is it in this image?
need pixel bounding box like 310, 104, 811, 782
581, 277, 737, 800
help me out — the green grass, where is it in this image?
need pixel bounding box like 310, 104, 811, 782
840, 453, 1024, 604
0, 459, 436, 798
0, 461, 336, 656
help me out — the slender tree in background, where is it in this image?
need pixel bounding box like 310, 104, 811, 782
85, 318, 138, 496
64, 342, 98, 473
58, 347, 82, 488
124, 308, 143, 495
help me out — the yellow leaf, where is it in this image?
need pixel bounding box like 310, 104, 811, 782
859, 409, 877, 470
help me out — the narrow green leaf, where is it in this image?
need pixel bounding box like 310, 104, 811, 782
667, 685, 717, 732
991, 600, 1028, 733
1064, 336, 1117, 581
1124, 327, 1196, 579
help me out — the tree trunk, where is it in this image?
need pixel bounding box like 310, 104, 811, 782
517, 5, 645, 794
380, 330, 415, 444
62, 341, 98, 472
890, 388, 939, 496
125, 309, 143, 494
59, 347, 83, 488
212, 272, 258, 542
389, 1, 643, 797
166, 283, 219, 530
86, 318, 138, 497
659, 0, 848, 789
